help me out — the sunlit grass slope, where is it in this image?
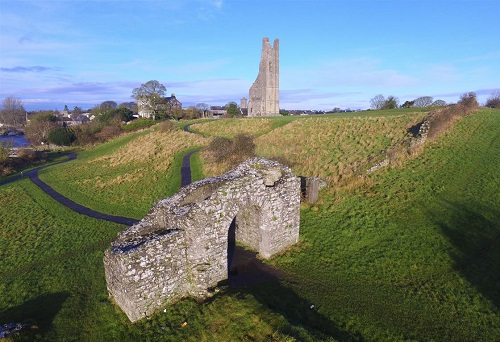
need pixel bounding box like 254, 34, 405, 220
190, 117, 275, 138
1, 181, 328, 341
256, 114, 425, 185
0, 181, 124, 341
39, 124, 208, 219
1, 109, 498, 341
198, 111, 426, 180
273, 108, 500, 340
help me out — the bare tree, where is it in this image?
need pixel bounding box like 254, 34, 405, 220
196, 103, 210, 118
1, 97, 26, 127
370, 94, 385, 110
414, 96, 434, 107
25, 111, 59, 144
432, 99, 447, 107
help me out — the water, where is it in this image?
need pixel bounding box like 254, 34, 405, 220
0, 135, 30, 147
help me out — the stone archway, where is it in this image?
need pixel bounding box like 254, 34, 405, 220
227, 205, 263, 278
104, 158, 300, 322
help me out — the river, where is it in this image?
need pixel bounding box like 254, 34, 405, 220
0, 135, 30, 147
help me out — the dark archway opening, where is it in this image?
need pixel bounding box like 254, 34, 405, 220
227, 217, 281, 288
227, 218, 237, 276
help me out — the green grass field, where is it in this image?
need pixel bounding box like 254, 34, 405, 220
1, 109, 499, 341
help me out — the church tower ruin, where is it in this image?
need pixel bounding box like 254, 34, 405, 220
248, 38, 279, 117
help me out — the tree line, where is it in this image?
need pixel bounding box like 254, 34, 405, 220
369, 91, 500, 110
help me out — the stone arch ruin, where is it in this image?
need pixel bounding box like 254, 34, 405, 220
104, 158, 300, 322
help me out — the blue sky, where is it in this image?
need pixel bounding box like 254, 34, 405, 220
1, 0, 499, 111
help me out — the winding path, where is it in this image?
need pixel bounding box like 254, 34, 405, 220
2, 123, 281, 288
1, 124, 201, 226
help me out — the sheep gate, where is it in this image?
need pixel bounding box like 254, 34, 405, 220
104, 158, 301, 322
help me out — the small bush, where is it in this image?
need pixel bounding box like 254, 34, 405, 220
485, 91, 500, 109
96, 125, 122, 142
16, 148, 36, 161
426, 92, 479, 139
48, 127, 76, 146
72, 122, 102, 146
157, 120, 178, 133
0, 141, 10, 163
457, 92, 479, 112
206, 134, 255, 169
122, 118, 157, 132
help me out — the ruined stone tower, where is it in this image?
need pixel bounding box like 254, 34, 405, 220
248, 38, 279, 117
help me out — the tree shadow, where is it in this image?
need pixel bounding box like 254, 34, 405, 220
0, 292, 69, 338
428, 200, 500, 308
223, 248, 363, 341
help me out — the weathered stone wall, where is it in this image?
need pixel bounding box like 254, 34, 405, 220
248, 37, 280, 117
104, 158, 300, 322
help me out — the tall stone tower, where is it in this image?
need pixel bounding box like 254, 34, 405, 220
248, 38, 279, 117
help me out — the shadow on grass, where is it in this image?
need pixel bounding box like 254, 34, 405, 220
236, 281, 362, 341
430, 200, 500, 308
0, 292, 69, 337
222, 246, 363, 341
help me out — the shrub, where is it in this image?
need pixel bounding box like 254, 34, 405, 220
485, 90, 500, 108
206, 134, 256, 169
427, 92, 479, 139
71, 122, 102, 146
122, 118, 157, 132
48, 127, 76, 146
0, 141, 10, 163
381, 96, 399, 109
157, 120, 178, 133
16, 148, 36, 161
96, 125, 122, 142
98, 107, 134, 124
458, 92, 479, 111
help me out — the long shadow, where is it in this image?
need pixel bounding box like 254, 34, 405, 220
0, 292, 69, 339
429, 200, 500, 308
224, 267, 363, 341
222, 239, 362, 341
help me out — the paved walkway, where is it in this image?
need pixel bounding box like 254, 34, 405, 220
1, 126, 201, 226
2, 125, 281, 287
29, 169, 139, 226
181, 124, 201, 187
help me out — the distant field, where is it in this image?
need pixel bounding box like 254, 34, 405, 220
1, 108, 498, 341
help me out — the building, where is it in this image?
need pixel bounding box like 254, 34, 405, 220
138, 94, 182, 119
248, 38, 280, 117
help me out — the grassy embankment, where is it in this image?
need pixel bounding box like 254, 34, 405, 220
1, 108, 499, 341
38, 123, 208, 219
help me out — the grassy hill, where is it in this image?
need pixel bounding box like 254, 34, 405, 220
0, 108, 498, 341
